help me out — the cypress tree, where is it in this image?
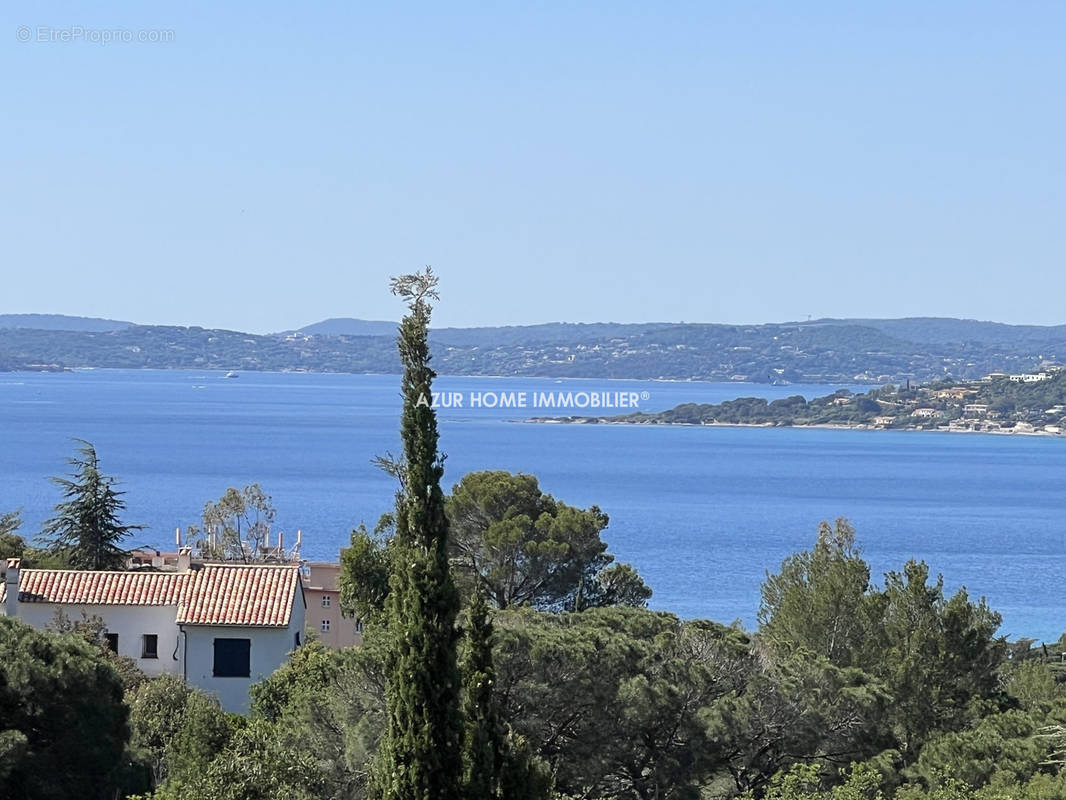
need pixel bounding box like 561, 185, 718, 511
40, 439, 141, 570
462, 585, 504, 799
377, 268, 464, 800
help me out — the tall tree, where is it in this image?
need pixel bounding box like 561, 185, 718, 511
40, 440, 141, 570
462, 587, 504, 799
376, 267, 464, 800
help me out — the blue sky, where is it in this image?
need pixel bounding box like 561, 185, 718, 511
3, 2, 1063, 332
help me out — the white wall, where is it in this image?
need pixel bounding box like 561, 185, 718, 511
183, 589, 304, 713
183, 623, 302, 713
11, 602, 182, 678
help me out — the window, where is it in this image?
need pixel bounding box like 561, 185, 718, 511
354, 619, 364, 634
141, 634, 159, 659
320, 619, 331, 632
294, 631, 301, 648
213, 638, 251, 677
105, 633, 119, 653
321, 594, 331, 607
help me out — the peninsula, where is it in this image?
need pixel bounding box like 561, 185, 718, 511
538, 367, 1066, 436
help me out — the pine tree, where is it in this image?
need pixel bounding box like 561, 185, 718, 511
376, 268, 464, 800
462, 585, 504, 799
40, 440, 141, 570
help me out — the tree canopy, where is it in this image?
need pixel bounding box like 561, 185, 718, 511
0, 617, 133, 800
447, 470, 651, 611
340, 470, 652, 620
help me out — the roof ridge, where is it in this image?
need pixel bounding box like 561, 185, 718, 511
18, 568, 166, 574
200, 562, 300, 569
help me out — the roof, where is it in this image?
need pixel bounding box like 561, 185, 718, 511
7, 570, 186, 606
2, 563, 302, 628
179, 565, 302, 627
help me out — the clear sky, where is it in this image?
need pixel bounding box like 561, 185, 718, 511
3, 2, 1064, 332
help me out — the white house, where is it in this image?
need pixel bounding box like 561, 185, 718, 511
911, 408, 940, 418
1009, 373, 1050, 383
2, 556, 305, 713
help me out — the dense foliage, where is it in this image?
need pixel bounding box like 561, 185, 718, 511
0, 617, 134, 800
8, 517, 1066, 800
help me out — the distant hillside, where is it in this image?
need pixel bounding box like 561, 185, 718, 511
2, 317, 1064, 382
796, 317, 1066, 348
431, 322, 678, 347
0, 314, 133, 332
293, 318, 676, 346
293, 318, 399, 337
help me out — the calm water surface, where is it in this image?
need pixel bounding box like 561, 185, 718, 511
1, 370, 1064, 640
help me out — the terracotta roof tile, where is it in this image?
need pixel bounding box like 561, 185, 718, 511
178, 565, 301, 627
2, 564, 301, 628
10, 570, 186, 606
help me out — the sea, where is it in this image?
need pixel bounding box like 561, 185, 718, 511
2, 369, 1064, 641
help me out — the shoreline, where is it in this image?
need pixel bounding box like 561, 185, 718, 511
0, 366, 876, 386
527, 417, 1065, 438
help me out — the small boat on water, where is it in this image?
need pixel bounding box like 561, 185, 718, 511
224, 371, 239, 379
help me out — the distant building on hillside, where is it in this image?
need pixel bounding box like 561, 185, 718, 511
935, 387, 978, 400
302, 562, 363, 649
2, 554, 305, 712
911, 408, 940, 418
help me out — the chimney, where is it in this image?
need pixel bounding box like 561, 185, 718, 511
177, 547, 192, 572
5, 558, 19, 618
175, 527, 181, 547
277, 531, 284, 559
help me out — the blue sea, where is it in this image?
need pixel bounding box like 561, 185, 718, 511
2, 370, 1064, 641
